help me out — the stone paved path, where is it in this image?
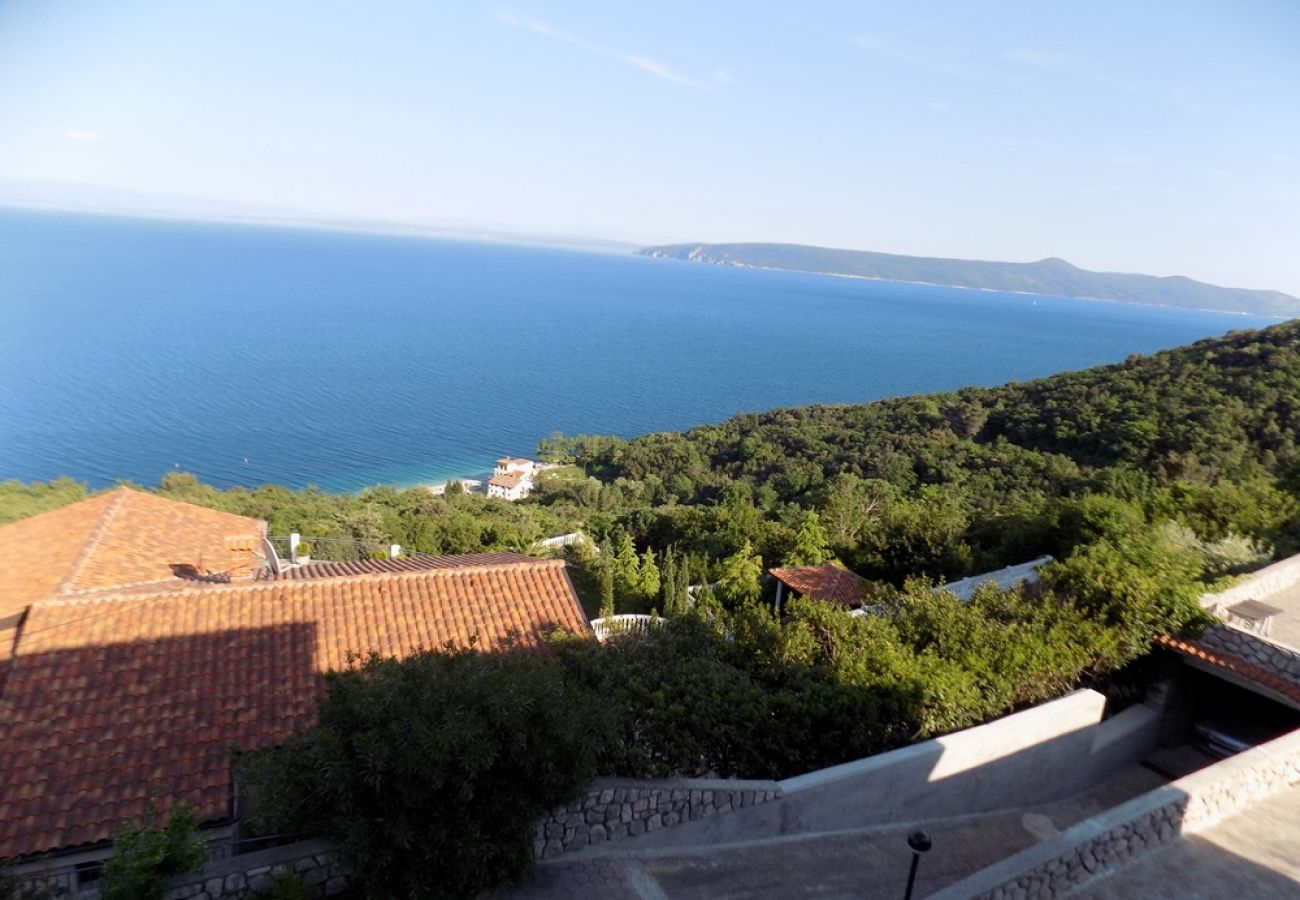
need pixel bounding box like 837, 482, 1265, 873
1070, 783, 1300, 899
499, 766, 1168, 900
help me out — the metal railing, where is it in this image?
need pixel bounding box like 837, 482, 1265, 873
267, 534, 394, 563
590, 614, 663, 642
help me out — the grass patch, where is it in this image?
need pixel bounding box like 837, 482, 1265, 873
538, 465, 585, 484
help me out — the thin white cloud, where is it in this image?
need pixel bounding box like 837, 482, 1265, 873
1003, 48, 1073, 69
853, 33, 983, 81
1002, 47, 1199, 112
63, 129, 102, 143
1107, 150, 1152, 167
497, 12, 704, 88
996, 136, 1054, 150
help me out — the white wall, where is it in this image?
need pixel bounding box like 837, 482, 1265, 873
616, 690, 1161, 851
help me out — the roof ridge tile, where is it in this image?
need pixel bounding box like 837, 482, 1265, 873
52, 488, 129, 597
28, 556, 568, 612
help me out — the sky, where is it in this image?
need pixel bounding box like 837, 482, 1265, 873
1, 1, 1298, 294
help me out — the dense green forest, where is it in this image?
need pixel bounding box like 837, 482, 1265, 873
535, 319, 1298, 589
639, 242, 1300, 316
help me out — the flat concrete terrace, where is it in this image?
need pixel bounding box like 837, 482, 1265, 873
1072, 781, 1300, 899
1205, 552, 1300, 650
1261, 580, 1300, 649
498, 766, 1166, 900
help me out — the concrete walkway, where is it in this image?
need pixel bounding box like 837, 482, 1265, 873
1071, 783, 1300, 899
499, 766, 1166, 900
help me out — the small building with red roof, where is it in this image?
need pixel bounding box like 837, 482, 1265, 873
768, 563, 868, 613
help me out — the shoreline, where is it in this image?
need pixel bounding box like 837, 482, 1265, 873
641, 255, 1292, 320
419, 473, 489, 495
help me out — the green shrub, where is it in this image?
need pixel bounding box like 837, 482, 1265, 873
555, 610, 929, 779
261, 871, 311, 900
1159, 521, 1271, 578
238, 648, 602, 900
294, 541, 312, 558
99, 804, 205, 900
1043, 528, 1212, 667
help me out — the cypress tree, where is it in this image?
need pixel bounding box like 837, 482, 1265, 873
614, 530, 640, 596
639, 547, 661, 602
598, 566, 615, 619
661, 546, 679, 615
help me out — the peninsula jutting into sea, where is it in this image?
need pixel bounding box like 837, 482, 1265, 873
638, 242, 1300, 318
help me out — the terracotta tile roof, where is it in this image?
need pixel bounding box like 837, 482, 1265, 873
489, 473, 524, 489
770, 564, 868, 607
0, 488, 265, 617
0, 492, 116, 620
0, 556, 589, 860
1153, 634, 1300, 704
496, 457, 532, 466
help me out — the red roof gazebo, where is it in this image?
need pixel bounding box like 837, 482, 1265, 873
769, 563, 868, 612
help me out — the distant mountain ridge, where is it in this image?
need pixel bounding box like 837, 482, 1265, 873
637, 242, 1300, 317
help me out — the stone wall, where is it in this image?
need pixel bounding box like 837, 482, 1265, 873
1199, 624, 1300, 683
534, 777, 782, 859
162, 839, 347, 900
929, 725, 1300, 899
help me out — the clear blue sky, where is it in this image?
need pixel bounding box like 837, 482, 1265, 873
2, 1, 1297, 293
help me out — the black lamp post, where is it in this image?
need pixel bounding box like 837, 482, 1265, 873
903, 830, 932, 900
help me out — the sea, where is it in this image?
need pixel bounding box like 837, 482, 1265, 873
0, 207, 1279, 493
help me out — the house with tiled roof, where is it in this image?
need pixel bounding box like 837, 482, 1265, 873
487, 457, 536, 501
769, 563, 868, 613
0, 488, 589, 865
487, 471, 531, 501
494, 457, 535, 479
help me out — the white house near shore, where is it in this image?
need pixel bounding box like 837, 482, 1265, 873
487, 457, 536, 501
494, 457, 536, 479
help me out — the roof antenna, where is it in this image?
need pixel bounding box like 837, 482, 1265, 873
261, 537, 285, 576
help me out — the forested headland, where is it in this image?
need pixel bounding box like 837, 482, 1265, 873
639, 242, 1300, 316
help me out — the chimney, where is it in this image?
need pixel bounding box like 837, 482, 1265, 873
224, 534, 264, 580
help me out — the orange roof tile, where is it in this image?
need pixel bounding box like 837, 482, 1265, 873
770, 564, 867, 607
0, 488, 265, 617
1154, 634, 1300, 704
0, 491, 116, 621
0, 555, 589, 859
488, 473, 524, 489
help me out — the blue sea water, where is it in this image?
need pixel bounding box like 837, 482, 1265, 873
0, 208, 1278, 492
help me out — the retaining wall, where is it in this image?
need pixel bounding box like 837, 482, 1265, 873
534, 778, 781, 858
161, 840, 346, 900
595, 689, 1161, 853
929, 725, 1300, 899
1199, 624, 1300, 683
